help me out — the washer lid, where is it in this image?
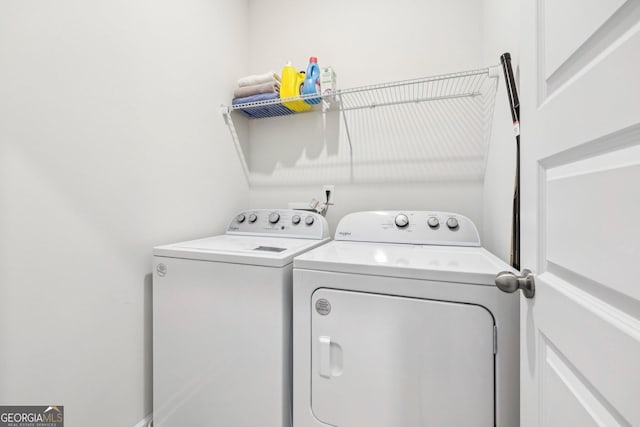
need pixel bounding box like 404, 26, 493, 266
293, 241, 512, 285
154, 235, 331, 267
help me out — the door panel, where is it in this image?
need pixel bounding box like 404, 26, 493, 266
543, 0, 626, 78
540, 337, 624, 427
536, 0, 640, 112
310, 288, 494, 427
544, 143, 640, 301
521, 0, 640, 424
535, 273, 640, 424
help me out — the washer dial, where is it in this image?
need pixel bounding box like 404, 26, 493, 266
395, 214, 409, 228
446, 217, 459, 229
269, 212, 280, 224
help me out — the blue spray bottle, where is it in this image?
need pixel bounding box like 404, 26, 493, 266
302, 57, 321, 104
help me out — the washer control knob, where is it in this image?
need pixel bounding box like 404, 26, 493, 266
236, 214, 246, 223
292, 214, 301, 225
248, 213, 258, 223
427, 216, 439, 228
269, 212, 280, 224
395, 214, 409, 228
305, 215, 315, 226
446, 217, 459, 230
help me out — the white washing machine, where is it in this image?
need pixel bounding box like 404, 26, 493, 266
153, 209, 330, 427
293, 211, 519, 427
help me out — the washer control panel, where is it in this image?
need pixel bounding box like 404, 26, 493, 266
227, 209, 330, 239
335, 211, 480, 246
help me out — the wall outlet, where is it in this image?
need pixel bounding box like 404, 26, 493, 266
323, 185, 335, 205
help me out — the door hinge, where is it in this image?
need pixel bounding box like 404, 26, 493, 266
493, 325, 497, 354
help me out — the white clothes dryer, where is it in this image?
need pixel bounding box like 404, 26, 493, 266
293, 211, 518, 427
153, 209, 330, 427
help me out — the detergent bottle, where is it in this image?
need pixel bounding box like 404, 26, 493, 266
302, 57, 321, 104
280, 61, 311, 112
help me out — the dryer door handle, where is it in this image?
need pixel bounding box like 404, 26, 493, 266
318, 336, 332, 378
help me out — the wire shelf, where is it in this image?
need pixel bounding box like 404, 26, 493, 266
221, 66, 500, 185
223, 67, 494, 118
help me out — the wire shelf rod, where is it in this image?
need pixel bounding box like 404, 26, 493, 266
338, 92, 482, 112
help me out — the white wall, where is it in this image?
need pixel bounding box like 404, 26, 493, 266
244, 0, 492, 234
481, 0, 521, 262
0, 1, 519, 425
0, 1, 248, 425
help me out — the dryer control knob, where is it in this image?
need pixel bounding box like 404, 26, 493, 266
269, 212, 280, 224
395, 214, 409, 228
236, 214, 246, 223
292, 214, 301, 225
305, 215, 315, 226
427, 216, 439, 228
446, 217, 459, 230
248, 213, 258, 223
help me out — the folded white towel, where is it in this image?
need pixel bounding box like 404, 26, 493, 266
233, 81, 280, 99
237, 71, 281, 87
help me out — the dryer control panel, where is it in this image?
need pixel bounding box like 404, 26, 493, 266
227, 209, 330, 240
334, 211, 480, 247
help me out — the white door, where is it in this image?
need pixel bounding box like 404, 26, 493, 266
311, 288, 495, 427
520, 0, 640, 425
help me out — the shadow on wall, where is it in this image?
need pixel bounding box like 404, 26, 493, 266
234, 109, 341, 173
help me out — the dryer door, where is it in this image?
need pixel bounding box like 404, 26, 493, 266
311, 288, 494, 427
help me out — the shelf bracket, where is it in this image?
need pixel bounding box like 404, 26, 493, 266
221, 106, 251, 183
337, 94, 355, 183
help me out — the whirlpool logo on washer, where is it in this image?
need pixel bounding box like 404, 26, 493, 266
156, 263, 167, 277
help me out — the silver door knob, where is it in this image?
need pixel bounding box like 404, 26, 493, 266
495, 269, 535, 298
